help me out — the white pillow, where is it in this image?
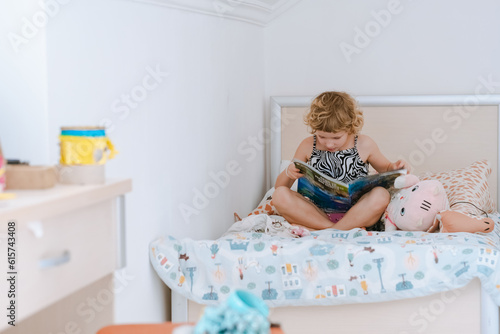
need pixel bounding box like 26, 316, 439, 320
279, 159, 298, 192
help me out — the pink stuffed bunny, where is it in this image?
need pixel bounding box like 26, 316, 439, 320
383, 174, 449, 232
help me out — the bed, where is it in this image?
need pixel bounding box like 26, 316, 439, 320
151, 94, 500, 334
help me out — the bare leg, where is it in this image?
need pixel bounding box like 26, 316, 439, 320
272, 186, 336, 230
273, 186, 390, 231
333, 187, 390, 231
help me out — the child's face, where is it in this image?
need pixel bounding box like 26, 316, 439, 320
316, 130, 349, 152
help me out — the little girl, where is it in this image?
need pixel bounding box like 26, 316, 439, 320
273, 91, 410, 231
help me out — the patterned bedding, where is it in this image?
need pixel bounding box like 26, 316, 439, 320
149, 214, 500, 307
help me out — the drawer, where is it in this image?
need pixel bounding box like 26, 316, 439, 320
8, 199, 117, 321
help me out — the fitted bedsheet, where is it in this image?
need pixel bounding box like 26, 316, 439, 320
150, 214, 500, 307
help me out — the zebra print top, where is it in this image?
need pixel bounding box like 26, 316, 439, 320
308, 135, 369, 184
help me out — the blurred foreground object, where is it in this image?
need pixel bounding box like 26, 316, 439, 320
193, 290, 271, 334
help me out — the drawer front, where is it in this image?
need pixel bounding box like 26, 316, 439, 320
14, 199, 117, 320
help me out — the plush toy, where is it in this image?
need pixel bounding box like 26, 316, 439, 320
383, 174, 495, 234
433, 210, 494, 233
383, 174, 449, 232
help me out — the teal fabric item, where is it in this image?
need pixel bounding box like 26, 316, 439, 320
193, 290, 270, 334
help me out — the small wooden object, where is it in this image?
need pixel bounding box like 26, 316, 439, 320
6, 165, 57, 190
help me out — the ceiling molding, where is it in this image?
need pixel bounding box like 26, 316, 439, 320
128, 0, 301, 26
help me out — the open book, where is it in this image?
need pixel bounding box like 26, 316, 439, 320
293, 159, 406, 213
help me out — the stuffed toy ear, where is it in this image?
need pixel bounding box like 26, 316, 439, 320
436, 210, 494, 234
394, 174, 420, 189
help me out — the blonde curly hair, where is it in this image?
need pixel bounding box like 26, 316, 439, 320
304, 91, 364, 134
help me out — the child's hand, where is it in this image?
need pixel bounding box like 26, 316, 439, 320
285, 163, 303, 180
389, 159, 411, 173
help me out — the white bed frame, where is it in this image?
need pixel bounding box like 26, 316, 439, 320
172, 95, 500, 334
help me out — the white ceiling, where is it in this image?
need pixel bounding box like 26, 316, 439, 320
129, 0, 302, 26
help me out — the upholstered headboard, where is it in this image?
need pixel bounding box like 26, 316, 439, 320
269, 95, 500, 207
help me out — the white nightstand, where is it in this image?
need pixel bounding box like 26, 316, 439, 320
0, 179, 132, 334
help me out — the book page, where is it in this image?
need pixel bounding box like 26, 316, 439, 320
294, 159, 405, 213
293, 159, 350, 213
348, 169, 406, 204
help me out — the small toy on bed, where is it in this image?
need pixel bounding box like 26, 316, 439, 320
382, 174, 449, 232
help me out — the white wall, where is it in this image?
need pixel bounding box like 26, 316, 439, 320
265, 0, 500, 97
0, 0, 49, 165
44, 0, 266, 325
